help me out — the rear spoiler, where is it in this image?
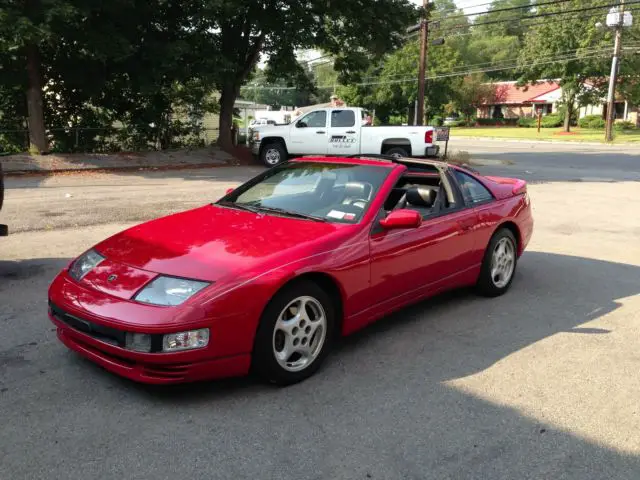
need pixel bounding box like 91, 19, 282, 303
512, 179, 527, 195
484, 175, 527, 198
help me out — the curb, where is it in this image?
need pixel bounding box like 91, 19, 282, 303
2, 161, 248, 177
449, 136, 639, 147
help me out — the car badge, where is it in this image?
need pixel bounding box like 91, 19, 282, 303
107, 274, 118, 282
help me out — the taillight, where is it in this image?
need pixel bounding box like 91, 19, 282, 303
425, 129, 433, 144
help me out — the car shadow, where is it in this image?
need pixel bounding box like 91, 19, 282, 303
332, 250, 639, 381
133, 250, 640, 400
3, 252, 640, 478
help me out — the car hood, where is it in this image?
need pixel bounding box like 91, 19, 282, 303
94, 204, 343, 282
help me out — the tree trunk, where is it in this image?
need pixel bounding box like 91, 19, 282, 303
25, 43, 48, 154
217, 84, 237, 151
563, 104, 572, 133
563, 91, 576, 133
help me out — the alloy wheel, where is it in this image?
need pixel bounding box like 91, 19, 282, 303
272, 296, 327, 372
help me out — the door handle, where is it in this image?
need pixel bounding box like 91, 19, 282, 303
346, 130, 356, 134
316, 130, 326, 134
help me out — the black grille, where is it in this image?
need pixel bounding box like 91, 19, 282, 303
49, 301, 126, 347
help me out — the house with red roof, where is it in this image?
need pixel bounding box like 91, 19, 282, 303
477, 80, 639, 125
477, 80, 564, 120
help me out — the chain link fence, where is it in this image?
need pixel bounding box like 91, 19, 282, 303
0, 127, 221, 155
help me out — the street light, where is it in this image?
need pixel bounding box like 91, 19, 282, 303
604, 3, 633, 142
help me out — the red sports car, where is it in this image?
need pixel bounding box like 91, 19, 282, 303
48, 155, 533, 385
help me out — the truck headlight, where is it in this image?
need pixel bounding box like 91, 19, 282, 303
163, 329, 209, 352
134, 276, 210, 306
69, 249, 105, 280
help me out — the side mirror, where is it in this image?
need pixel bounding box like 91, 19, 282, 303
225, 188, 234, 195
379, 209, 422, 230
296, 121, 307, 128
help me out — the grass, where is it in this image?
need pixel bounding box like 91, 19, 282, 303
451, 127, 640, 144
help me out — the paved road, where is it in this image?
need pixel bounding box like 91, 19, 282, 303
449, 138, 640, 182
1, 142, 640, 479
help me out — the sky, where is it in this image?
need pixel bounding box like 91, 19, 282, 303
409, 0, 489, 15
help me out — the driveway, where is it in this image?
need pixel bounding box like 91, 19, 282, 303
1, 152, 640, 479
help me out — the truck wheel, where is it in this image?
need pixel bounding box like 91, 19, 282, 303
260, 142, 287, 167
385, 147, 409, 159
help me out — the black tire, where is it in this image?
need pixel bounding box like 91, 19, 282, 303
476, 228, 518, 297
384, 146, 410, 159
252, 280, 336, 386
259, 142, 287, 167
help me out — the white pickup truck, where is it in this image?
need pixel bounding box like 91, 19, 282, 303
250, 107, 440, 167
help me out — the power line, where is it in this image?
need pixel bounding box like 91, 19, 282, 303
437, 6, 640, 38
358, 44, 629, 81
434, 0, 640, 33
433, 0, 510, 17
244, 43, 640, 90
433, 0, 572, 22
241, 47, 640, 91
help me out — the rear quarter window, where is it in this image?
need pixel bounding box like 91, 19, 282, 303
453, 170, 494, 205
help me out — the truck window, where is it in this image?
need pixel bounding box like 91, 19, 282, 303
331, 110, 356, 128
297, 111, 327, 128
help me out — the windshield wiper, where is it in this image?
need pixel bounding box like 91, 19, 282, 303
253, 206, 327, 222
216, 201, 260, 213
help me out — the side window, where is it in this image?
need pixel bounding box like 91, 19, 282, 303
297, 111, 327, 128
453, 171, 493, 205
331, 110, 356, 128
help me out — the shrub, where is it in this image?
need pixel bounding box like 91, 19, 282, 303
449, 119, 467, 127
475, 118, 518, 126
614, 121, 636, 131
578, 115, 604, 129
431, 115, 444, 126
517, 117, 536, 128
589, 118, 606, 129
540, 114, 563, 128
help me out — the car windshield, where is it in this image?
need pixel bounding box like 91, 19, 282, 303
218, 162, 392, 223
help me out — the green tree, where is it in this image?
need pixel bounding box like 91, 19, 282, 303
0, 0, 78, 153
368, 37, 463, 124
447, 74, 495, 123
465, 0, 532, 81
0, 0, 222, 152
516, 0, 614, 132
189, 0, 418, 150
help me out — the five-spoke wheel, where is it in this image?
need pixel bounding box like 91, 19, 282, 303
477, 228, 518, 297
253, 280, 335, 385
272, 296, 327, 373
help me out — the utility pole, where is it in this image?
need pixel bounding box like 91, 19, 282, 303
416, 0, 430, 126
605, 0, 630, 142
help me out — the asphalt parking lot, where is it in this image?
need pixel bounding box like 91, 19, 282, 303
1, 144, 640, 479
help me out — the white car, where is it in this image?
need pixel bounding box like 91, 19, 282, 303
251, 107, 440, 167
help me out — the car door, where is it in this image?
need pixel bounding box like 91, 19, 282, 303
289, 110, 328, 155
368, 173, 479, 308
450, 168, 497, 266
327, 109, 361, 156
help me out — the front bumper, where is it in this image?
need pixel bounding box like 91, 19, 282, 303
250, 140, 261, 155
48, 272, 252, 384
53, 321, 250, 384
